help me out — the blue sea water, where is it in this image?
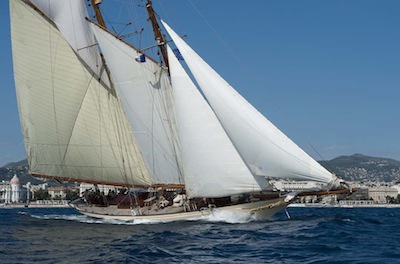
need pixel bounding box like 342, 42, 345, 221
1, 207, 399, 263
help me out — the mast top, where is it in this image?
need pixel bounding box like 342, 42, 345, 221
146, 0, 170, 72
90, 0, 106, 28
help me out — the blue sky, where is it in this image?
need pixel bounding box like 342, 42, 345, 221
1, 0, 399, 166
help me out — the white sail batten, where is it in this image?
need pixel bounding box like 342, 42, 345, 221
162, 21, 333, 183
91, 24, 182, 185
10, 0, 151, 186
167, 45, 261, 197
30, 0, 110, 87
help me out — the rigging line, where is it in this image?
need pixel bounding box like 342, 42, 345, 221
116, 21, 133, 37
95, 66, 105, 185
139, 28, 143, 50
187, 0, 248, 73
309, 143, 335, 174
152, 85, 183, 180
160, 82, 184, 181
148, 68, 176, 182
114, 86, 152, 186
150, 70, 184, 183
112, 63, 159, 184
121, 0, 146, 49
93, 3, 118, 34
140, 68, 181, 183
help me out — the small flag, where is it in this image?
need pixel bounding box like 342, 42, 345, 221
136, 54, 146, 63
173, 48, 184, 61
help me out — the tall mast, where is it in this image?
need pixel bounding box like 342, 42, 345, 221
90, 0, 106, 28
146, 0, 170, 71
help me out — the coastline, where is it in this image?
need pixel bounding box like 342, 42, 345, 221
3, 202, 400, 209
288, 203, 400, 208
0, 200, 70, 209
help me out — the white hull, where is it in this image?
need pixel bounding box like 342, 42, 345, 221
70, 197, 289, 223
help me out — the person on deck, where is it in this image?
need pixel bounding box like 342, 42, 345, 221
172, 192, 186, 207
158, 196, 169, 209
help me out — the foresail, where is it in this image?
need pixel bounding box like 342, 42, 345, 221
10, 0, 151, 186
91, 24, 183, 186
167, 45, 262, 197
162, 21, 333, 184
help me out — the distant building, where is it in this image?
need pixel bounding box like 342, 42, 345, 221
48, 186, 68, 200
368, 187, 398, 203
0, 175, 24, 204
339, 200, 374, 206
48, 186, 79, 200
0, 181, 12, 203
10, 175, 21, 203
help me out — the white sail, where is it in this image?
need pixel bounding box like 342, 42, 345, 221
30, 0, 110, 86
162, 21, 333, 183
91, 24, 182, 185
10, 0, 151, 186
167, 45, 261, 197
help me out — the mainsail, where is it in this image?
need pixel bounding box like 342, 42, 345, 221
10, 0, 150, 186
162, 20, 334, 184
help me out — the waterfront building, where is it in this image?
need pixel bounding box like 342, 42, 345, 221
48, 186, 68, 200
10, 175, 21, 203
339, 200, 375, 206
0, 181, 12, 203
0, 175, 24, 204
47, 186, 79, 200
368, 187, 398, 203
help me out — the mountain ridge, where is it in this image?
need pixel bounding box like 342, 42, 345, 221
1, 154, 400, 185
319, 154, 400, 183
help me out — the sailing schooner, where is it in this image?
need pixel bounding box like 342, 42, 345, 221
9, 0, 347, 222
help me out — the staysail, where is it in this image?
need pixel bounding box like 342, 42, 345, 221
162, 20, 334, 184
91, 23, 183, 186
167, 45, 262, 197
10, 0, 150, 186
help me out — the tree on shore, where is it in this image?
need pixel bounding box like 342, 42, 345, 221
34, 189, 50, 200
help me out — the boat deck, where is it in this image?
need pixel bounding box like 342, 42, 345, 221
74, 203, 187, 216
